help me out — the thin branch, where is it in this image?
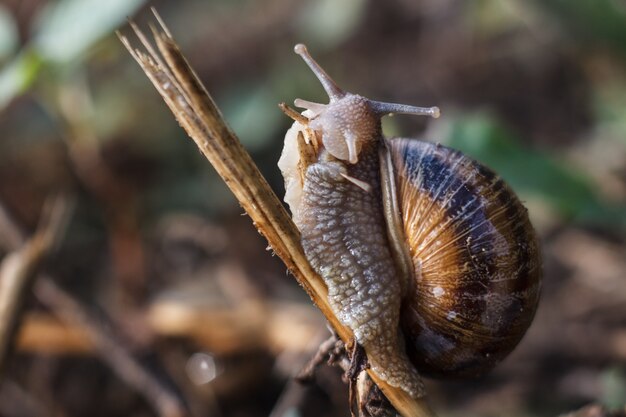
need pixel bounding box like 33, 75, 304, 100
119, 13, 435, 417
33, 278, 187, 417
269, 330, 334, 417
0, 195, 71, 378
0, 202, 189, 417
0, 379, 51, 417
0, 206, 24, 250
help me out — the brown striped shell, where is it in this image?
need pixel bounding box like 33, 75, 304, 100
387, 138, 542, 377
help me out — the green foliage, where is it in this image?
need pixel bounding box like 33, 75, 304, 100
445, 114, 626, 229
537, 0, 626, 55
33, 0, 144, 63
0, 49, 43, 108
0, 0, 145, 110
601, 367, 626, 410
295, 0, 368, 50
221, 83, 285, 152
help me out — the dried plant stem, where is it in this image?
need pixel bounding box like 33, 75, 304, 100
118, 11, 435, 417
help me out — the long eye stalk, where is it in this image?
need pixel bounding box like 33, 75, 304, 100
294, 44, 345, 101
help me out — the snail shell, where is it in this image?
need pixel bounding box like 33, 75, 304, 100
388, 139, 541, 377
279, 44, 542, 397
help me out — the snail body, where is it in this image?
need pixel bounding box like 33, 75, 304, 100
279, 44, 541, 398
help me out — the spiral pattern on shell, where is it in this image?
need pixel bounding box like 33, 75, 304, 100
388, 138, 542, 377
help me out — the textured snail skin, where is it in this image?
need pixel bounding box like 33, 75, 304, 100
296, 133, 424, 398
388, 139, 541, 377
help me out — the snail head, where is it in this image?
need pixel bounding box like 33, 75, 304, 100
293, 44, 440, 164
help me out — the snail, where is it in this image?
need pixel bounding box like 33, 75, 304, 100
278, 44, 541, 399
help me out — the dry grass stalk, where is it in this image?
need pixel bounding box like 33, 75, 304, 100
118, 10, 435, 417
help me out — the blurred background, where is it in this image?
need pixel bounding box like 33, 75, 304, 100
0, 0, 625, 416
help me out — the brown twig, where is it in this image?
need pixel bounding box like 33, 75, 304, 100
33, 279, 187, 417
269, 330, 333, 417
0, 206, 24, 251
0, 196, 70, 378
118, 10, 435, 417
0, 202, 189, 417
295, 332, 344, 383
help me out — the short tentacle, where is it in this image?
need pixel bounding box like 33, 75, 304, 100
370, 100, 440, 119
